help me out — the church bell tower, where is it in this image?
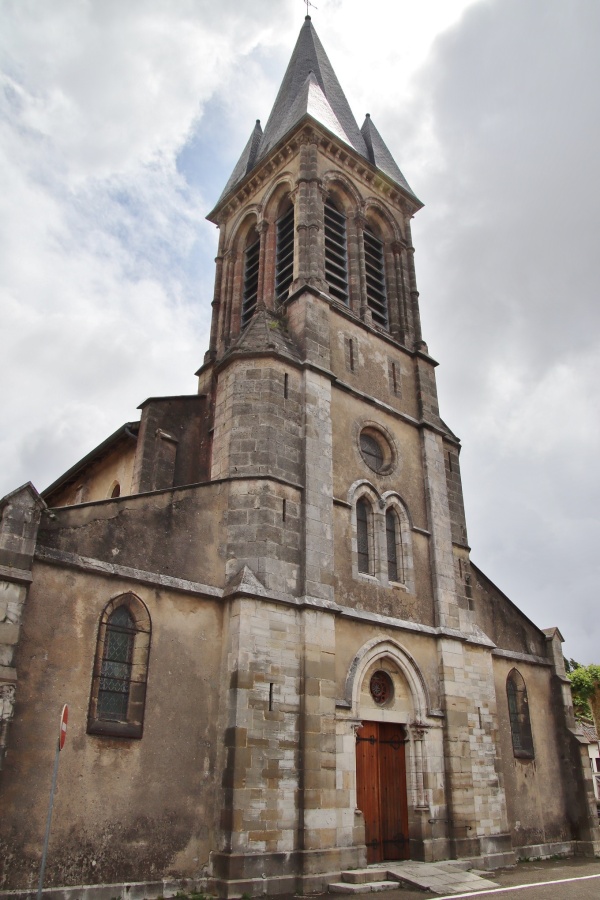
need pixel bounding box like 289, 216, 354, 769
196, 16, 513, 892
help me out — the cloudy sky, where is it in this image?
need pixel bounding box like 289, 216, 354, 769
1, 0, 598, 663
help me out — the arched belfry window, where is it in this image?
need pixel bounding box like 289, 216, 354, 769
275, 199, 294, 303
241, 225, 260, 328
364, 226, 388, 329
88, 594, 151, 739
324, 197, 348, 304
506, 669, 534, 759
356, 496, 373, 575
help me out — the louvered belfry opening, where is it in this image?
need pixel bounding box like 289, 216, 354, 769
275, 201, 295, 302
364, 226, 388, 329
324, 197, 349, 303
242, 226, 260, 328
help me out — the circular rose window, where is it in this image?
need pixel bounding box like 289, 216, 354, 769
359, 426, 395, 474
370, 670, 393, 705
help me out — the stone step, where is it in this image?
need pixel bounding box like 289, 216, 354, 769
341, 869, 393, 884
329, 881, 401, 894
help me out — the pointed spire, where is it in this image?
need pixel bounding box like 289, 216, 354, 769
361, 113, 418, 200
216, 118, 263, 206
257, 16, 368, 161
214, 18, 420, 208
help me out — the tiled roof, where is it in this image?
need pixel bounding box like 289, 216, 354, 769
579, 720, 599, 743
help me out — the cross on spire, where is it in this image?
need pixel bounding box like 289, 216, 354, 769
305, 0, 317, 16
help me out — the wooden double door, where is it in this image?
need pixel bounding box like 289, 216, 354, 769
356, 721, 410, 864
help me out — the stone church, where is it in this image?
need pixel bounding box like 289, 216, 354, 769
1, 16, 598, 898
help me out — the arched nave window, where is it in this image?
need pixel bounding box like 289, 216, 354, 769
506, 668, 534, 759
88, 593, 151, 739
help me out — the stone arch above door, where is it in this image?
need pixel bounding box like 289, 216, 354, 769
343, 637, 433, 722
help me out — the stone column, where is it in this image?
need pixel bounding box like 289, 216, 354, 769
392, 241, 408, 344
354, 213, 370, 323
403, 216, 423, 349
0, 484, 46, 772
257, 219, 269, 307
207, 226, 227, 360
293, 134, 327, 294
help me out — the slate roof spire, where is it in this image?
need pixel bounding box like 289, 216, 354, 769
215, 16, 418, 206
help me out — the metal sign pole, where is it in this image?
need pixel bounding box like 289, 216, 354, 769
36, 705, 68, 900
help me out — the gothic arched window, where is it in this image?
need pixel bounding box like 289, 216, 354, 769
356, 497, 373, 575
324, 197, 348, 304
364, 226, 388, 329
88, 594, 151, 739
275, 200, 295, 302
241, 225, 260, 328
386, 507, 404, 584
506, 668, 534, 759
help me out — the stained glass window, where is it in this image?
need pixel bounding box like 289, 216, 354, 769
370, 671, 393, 705
98, 606, 135, 720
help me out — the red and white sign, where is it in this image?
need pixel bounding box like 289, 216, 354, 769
59, 704, 68, 751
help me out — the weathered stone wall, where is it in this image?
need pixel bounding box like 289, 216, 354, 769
444, 442, 468, 548
0, 563, 224, 890
470, 566, 547, 657
492, 657, 577, 851
36, 483, 226, 590
133, 395, 211, 494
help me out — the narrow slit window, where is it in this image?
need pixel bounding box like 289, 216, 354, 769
324, 198, 348, 304
275, 203, 295, 302
364, 227, 388, 329
356, 497, 372, 575
241, 228, 260, 328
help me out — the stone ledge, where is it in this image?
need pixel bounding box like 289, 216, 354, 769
0, 880, 190, 900
0, 565, 32, 585
515, 839, 577, 861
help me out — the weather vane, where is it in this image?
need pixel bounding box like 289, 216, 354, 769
305, 0, 318, 14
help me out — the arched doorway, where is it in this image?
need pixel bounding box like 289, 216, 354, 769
356, 668, 409, 862
344, 639, 434, 865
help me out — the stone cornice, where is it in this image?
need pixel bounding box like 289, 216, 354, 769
209, 118, 422, 225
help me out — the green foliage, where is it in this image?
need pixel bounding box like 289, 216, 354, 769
565, 658, 600, 719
